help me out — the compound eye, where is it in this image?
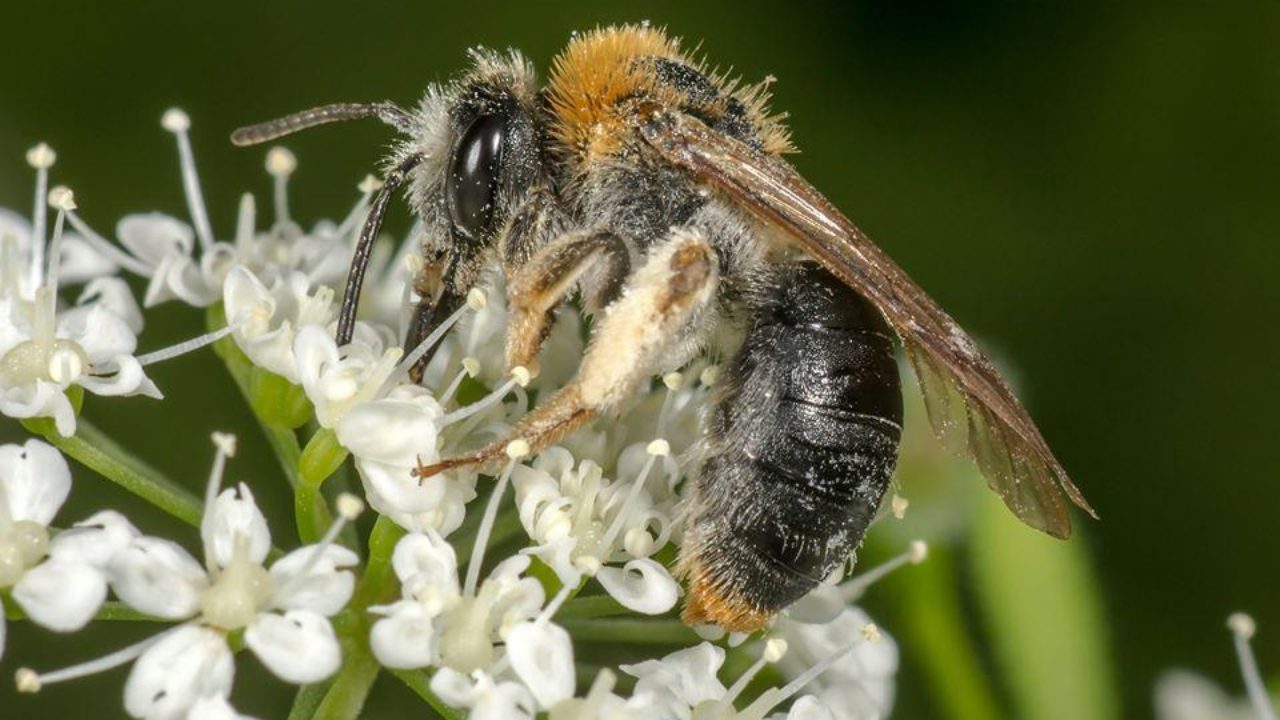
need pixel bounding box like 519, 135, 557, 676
446, 113, 507, 240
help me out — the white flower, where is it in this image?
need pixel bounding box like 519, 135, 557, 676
512, 444, 678, 614
770, 607, 898, 720
369, 530, 546, 675
294, 324, 401, 429
620, 639, 849, 720
0, 441, 133, 657
547, 669, 657, 720
621, 643, 728, 720
223, 265, 338, 383
112, 213, 229, 307
429, 667, 537, 720
335, 384, 476, 536
10, 437, 365, 720
506, 618, 576, 709
0, 206, 117, 294
108, 477, 355, 683
1155, 670, 1263, 720
125, 626, 235, 720
0, 195, 160, 435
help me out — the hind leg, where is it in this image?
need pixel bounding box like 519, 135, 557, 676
415, 227, 719, 477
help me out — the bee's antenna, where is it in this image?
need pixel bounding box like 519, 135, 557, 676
230, 102, 412, 146
336, 152, 424, 346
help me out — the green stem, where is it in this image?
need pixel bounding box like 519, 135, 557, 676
559, 594, 630, 620
309, 517, 405, 720
287, 683, 333, 720
296, 429, 348, 544
24, 417, 202, 527
558, 618, 701, 646
392, 670, 465, 720
264, 423, 303, 489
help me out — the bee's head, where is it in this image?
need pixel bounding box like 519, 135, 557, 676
405, 49, 545, 274
230, 49, 548, 355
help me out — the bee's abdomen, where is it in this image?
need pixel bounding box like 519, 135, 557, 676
684, 263, 903, 626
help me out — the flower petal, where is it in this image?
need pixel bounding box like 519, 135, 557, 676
79, 355, 153, 397
390, 531, 459, 595
506, 621, 575, 709
267, 544, 357, 615
201, 484, 271, 568
117, 213, 194, 264
56, 302, 139, 361
12, 558, 107, 631
125, 626, 234, 720
186, 695, 261, 720
77, 278, 144, 335
334, 387, 442, 466
245, 609, 341, 684
109, 537, 207, 619
595, 558, 679, 615
0, 381, 77, 436
368, 601, 437, 669
49, 510, 141, 567
621, 642, 727, 713
0, 439, 70, 525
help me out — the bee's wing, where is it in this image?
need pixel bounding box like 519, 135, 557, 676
638, 109, 1096, 538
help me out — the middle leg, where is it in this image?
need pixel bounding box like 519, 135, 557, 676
415, 226, 720, 477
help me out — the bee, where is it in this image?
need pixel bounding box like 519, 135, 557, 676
232, 24, 1096, 632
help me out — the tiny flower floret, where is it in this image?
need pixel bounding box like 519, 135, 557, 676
0, 441, 134, 659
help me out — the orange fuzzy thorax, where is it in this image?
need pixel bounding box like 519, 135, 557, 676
547, 24, 793, 169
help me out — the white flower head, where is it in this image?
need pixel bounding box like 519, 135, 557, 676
0, 173, 159, 435
0, 441, 135, 658
621, 639, 850, 720
770, 607, 898, 720
106, 450, 359, 683
17, 436, 364, 720
369, 530, 545, 675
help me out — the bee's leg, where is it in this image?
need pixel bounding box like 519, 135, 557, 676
415, 227, 718, 478
504, 228, 631, 375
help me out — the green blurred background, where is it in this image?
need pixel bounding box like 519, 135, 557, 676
1, 1, 1277, 718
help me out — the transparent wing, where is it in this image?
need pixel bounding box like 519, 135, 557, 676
637, 108, 1096, 538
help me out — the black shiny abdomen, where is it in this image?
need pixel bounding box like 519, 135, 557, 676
690, 262, 903, 613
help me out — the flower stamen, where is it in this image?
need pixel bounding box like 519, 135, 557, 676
14, 628, 175, 693
162, 108, 215, 251
841, 540, 928, 602
463, 444, 525, 598
439, 365, 529, 428
202, 433, 238, 573
265, 147, 297, 225
25, 143, 56, 292
597, 440, 665, 560
1229, 612, 1278, 720
135, 324, 239, 367
711, 638, 788, 716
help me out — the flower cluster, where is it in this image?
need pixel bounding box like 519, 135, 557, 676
0, 112, 922, 720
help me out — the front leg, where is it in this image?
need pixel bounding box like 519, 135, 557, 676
416, 227, 719, 478
504, 228, 631, 376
